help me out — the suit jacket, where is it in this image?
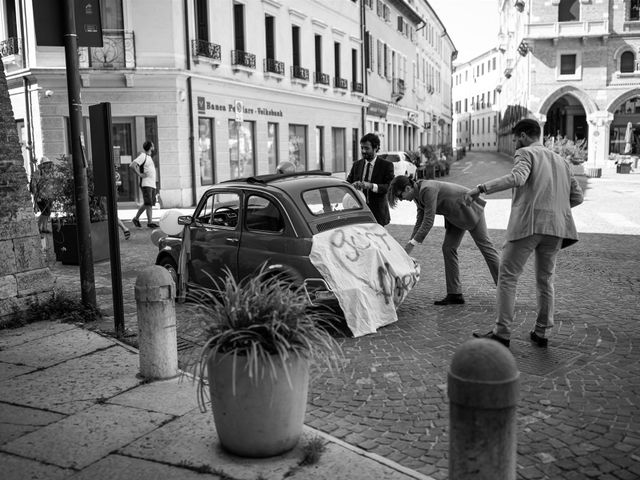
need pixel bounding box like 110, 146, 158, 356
411, 180, 485, 243
347, 157, 395, 226
483, 142, 584, 248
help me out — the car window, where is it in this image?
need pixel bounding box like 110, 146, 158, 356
195, 192, 240, 228
245, 194, 284, 233
302, 186, 364, 216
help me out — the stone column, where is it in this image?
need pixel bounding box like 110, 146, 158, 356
0, 58, 54, 323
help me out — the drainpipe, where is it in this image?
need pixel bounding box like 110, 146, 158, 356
184, 0, 197, 206
360, 0, 366, 135
18, 0, 34, 172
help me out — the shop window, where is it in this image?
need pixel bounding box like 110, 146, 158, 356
267, 122, 279, 173
198, 117, 214, 185
620, 51, 636, 73
288, 124, 307, 170
558, 0, 579, 22
314, 126, 324, 171
332, 127, 346, 173
228, 120, 255, 179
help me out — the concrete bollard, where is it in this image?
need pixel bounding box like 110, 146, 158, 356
448, 339, 520, 480
135, 266, 178, 380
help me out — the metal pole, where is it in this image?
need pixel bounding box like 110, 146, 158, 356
62, 0, 96, 308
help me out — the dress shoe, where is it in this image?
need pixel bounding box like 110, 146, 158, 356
529, 331, 548, 347
434, 294, 465, 305
473, 330, 510, 348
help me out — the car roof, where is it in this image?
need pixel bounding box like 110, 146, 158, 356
218, 171, 351, 196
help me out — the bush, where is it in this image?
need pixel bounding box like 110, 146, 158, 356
544, 136, 587, 165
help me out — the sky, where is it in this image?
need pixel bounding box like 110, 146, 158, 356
426, 0, 500, 64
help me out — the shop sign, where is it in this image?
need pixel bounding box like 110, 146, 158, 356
196, 96, 283, 118
367, 100, 388, 118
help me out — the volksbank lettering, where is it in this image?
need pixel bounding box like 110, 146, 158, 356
200, 100, 283, 117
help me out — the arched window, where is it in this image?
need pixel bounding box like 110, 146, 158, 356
558, 0, 579, 22
621, 51, 636, 73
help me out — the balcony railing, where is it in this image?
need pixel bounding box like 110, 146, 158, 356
79, 29, 135, 69
314, 72, 330, 85
392, 78, 405, 96
192, 39, 221, 61
0, 37, 20, 57
351, 81, 363, 93
334, 77, 348, 89
264, 58, 285, 75
291, 65, 309, 81
231, 49, 256, 69
524, 20, 608, 39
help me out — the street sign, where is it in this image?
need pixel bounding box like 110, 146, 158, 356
235, 100, 244, 123
34, 0, 103, 47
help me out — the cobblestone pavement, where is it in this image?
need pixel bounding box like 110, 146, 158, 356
51, 152, 640, 480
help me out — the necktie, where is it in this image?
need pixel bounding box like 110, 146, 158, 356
363, 161, 372, 183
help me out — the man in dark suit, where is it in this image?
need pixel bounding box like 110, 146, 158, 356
346, 133, 395, 226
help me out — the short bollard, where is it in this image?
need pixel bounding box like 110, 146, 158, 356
448, 339, 519, 480
135, 266, 178, 380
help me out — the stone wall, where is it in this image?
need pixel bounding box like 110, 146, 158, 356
0, 58, 53, 321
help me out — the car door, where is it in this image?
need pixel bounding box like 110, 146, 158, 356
187, 189, 241, 288
237, 191, 298, 281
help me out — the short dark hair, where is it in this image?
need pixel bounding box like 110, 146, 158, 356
360, 132, 380, 151
143, 140, 153, 151
511, 118, 541, 139
387, 175, 415, 208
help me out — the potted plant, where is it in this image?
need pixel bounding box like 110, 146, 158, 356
48, 155, 109, 265
190, 265, 343, 458
544, 136, 588, 176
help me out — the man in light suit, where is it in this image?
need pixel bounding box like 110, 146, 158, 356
388, 175, 500, 305
466, 118, 584, 348
347, 133, 395, 226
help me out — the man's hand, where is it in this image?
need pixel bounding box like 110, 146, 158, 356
464, 188, 480, 206
361, 181, 373, 190
404, 242, 415, 254
352, 181, 364, 190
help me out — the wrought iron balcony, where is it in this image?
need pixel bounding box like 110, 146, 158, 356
0, 37, 20, 57
334, 77, 348, 89
264, 58, 285, 75
314, 72, 330, 85
192, 39, 221, 61
392, 78, 405, 96
79, 30, 136, 69
291, 65, 309, 81
231, 49, 256, 69
351, 81, 363, 93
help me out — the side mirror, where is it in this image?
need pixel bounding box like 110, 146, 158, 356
178, 215, 193, 226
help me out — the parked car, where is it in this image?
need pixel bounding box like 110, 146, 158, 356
155, 171, 377, 305
377, 151, 417, 178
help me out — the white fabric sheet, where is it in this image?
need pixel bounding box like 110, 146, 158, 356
310, 223, 420, 337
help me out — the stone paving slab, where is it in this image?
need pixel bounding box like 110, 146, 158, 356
0, 403, 65, 445
0, 321, 76, 349
0, 361, 36, 381
0, 346, 141, 414
2, 403, 171, 470
1, 451, 71, 480
66, 454, 220, 480
109, 376, 200, 416
0, 326, 114, 368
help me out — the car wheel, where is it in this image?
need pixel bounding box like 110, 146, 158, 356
158, 256, 178, 286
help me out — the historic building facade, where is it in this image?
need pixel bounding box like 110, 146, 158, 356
452, 48, 502, 152
496, 0, 640, 166
1, 0, 454, 208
